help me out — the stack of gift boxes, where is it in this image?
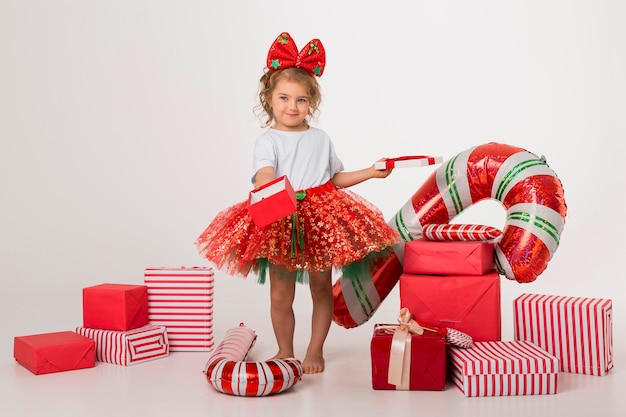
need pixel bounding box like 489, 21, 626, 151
77, 283, 169, 366
371, 235, 613, 396
14, 267, 214, 375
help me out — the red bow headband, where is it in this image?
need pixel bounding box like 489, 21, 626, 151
266, 32, 325, 77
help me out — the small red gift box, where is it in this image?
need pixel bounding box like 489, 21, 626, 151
399, 272, 501, 342
374, 155, 442, 169
14, 331, 95, 375
82, 283, 149, 331
371, 323, 446, 390
144, 266, 215, 351
514, 293, 613, 376
403, 238, 495, 276
448, 341, 559, 397
248, 175, 297, 228
76, 324, 169, 366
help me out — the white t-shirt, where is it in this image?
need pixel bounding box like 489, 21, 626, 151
252, 127, 344, 190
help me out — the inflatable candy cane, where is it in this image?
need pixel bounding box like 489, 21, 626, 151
333, 142, 567, 328
204, 324, 303, 396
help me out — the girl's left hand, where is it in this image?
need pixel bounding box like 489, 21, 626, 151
372, 158, 393, 178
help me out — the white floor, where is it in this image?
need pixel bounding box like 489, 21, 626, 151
2, 279, 624, 417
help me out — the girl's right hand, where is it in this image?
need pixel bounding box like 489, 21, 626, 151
253, 166, 277, 189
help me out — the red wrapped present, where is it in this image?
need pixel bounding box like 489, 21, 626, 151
514, 293, 613, 376
76, 324, 169, 366
144, 267, 214, 351
374, 155, 442, 170
371, 310, 446, 390
14, 331, 95, 375
399, 272, 501, 342
82, 283, 148, 331
403, 238, 495, 276
448, 341, 559, 397
248, 175, 297, 228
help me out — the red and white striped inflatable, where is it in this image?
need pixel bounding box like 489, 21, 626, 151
204, 324, 303, 396
422, 223, 503, 242
333, 142, 567, 328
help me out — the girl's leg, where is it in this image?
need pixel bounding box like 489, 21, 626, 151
269, 264, 297, 359
303, 270, 333, 374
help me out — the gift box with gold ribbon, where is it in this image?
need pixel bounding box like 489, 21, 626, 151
370, 309, 447, 390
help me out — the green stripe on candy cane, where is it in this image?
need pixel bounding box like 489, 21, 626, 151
394, 210, 414, 242
349, 275, 375, 318
495, 158, 547, 201
445, 154, 464, 215
508, 211, 561, 248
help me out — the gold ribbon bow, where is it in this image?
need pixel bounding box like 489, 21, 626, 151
378, 308, 425, 389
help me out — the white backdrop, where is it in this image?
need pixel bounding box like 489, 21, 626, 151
1, 0, 624, 413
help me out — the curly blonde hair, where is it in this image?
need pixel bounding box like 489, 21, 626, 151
255, 67, 322, 127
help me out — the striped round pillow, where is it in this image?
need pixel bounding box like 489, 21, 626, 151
204, 324, 303, 396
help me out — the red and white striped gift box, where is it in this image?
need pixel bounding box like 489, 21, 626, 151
448, 341, 559, 397
514, 293, 613, 376
75, 324, 168, 366
144, 267, 215, 351
374, 155, 442, 170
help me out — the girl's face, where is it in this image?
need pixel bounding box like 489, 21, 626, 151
268, 79, 310, 131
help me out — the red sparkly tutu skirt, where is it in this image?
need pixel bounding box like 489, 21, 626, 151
195, 181, 399, 283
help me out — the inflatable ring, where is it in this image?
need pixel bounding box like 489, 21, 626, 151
333, 142, 567, 328
204, 324, 303, 396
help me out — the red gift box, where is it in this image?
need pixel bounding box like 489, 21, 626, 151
144, 266, 215, 351
448, 341, 559, 397
248, 175, 297, 228
371, 323, 446, 390
83, 283, 148, 331
399, 272, 501, 342
374, 155, 443, 169
514, 293, 613, 376
76, 324, 169, 366
14, 331, 95, 375
403, 239, 495, 276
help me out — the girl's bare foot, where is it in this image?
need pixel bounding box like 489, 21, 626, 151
302, 351, 325, 374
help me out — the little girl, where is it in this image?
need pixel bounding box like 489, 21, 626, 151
195, 32, 399, 374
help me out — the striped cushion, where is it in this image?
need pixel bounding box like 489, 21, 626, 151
204, 325, 303, 396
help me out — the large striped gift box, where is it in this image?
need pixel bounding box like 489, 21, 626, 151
144, 267, 215, 351
448, 341, 559, 397
76, 324, 168, 366
513, 293, 613, 376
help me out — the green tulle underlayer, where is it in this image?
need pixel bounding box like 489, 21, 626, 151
255, 247, 394, 285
